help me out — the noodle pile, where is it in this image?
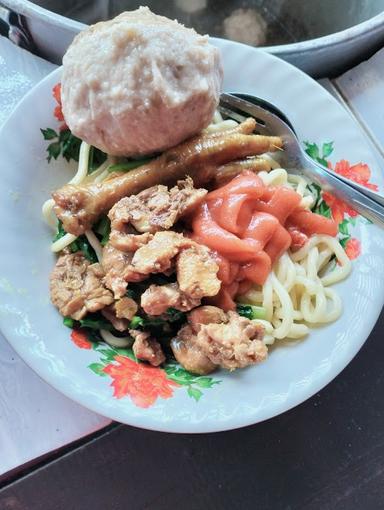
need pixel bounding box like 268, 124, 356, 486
239, 167, 351, 344
43, 112, 351, 348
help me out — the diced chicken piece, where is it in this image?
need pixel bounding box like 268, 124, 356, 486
102, 243, 146, 299
50, 253, 114, 320
171, 325, 217, 375
131, 329, 165, 367
108, 178, 207, 240
196, 311, 266, 370
110, 230, 152, 253
176, 245, 220, 299
131, 231, 193, 275
188, 305, 227, 332
141, 283, 200, 316
115, 297, 138, 320
101, 304, 129, 332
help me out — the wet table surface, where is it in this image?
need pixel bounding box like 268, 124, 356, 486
1, 35, 384, 510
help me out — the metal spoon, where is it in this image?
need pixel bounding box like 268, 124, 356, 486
220, 93, 384, 225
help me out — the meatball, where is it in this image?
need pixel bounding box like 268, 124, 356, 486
61, 7, 223, 156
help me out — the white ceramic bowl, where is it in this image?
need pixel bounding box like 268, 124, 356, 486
0, 39, 383, 432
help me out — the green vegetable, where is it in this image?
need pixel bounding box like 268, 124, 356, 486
94, 216, 111, 246
166, 308, 186, 323
236, 304, 266, 320
129, 308, 186, 332
315, 200, 332, 219
88, 145, 107, 173
70, 236, 98, 263
107, 157, 153, 173
63, 317, 75, 328
129, 316, 144, 329
53, 220, 66, 242
79, 315, 114, 331
53, 222, 97, 262
307, 183, 322, 212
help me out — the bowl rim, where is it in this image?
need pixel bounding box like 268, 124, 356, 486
3, 0, 384, 53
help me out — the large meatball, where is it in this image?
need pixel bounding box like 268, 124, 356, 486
61, 7, 223, 156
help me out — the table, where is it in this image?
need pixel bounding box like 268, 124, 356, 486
0, 36, 383, 510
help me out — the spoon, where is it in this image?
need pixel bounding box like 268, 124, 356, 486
219, 93, 384, 225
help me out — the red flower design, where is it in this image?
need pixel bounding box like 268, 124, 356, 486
71, 329, 92, 349
345, 238, 361, 260
332, 159, 378, 191
52, 83, 67, 127
103, 356, 179, 408
322, 192, 358, 224
323, 159, 378, 223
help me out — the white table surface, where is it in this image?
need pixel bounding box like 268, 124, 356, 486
1, 35, 384, 479
0, 37, 111, 477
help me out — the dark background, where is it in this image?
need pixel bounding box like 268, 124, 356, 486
0, 309, 383, 510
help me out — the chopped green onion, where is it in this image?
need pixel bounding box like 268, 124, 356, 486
236, 304, 266, 320
107, 158, 153, 173
63, 317, 75, 328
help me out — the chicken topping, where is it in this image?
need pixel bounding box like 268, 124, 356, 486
50, 253, 114, 320
188, 305, 227, 332
171, 325, 216, 375
109, 230, 152, 253
102, 243, 146, 299
176, 245, 220, 299
131, 231, 193, 275
141, 283, 200, 316
131, 329, 165, 367
196, 310, 266, 370
115, 297, 138, 320
109, 178, 207, 237
171, 306, 266, 374
101, 304, 129, 332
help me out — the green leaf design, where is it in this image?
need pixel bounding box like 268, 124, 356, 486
187, 386, 203, 402
97, 349, 117, 361
317, 158, 328, 167
47, 141, 61, 162
304, 140, 334, 167
339, 236, 351, 248
87, 337, 220, 402
40, 127, 57, 140
338, 219, 350, 236
194, 377, 220, 389
322, 142, 334, 158
174, 368, 195, 381
88, 362, 107, 377
114, 347, 136, 360
304, 141, 320, 159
